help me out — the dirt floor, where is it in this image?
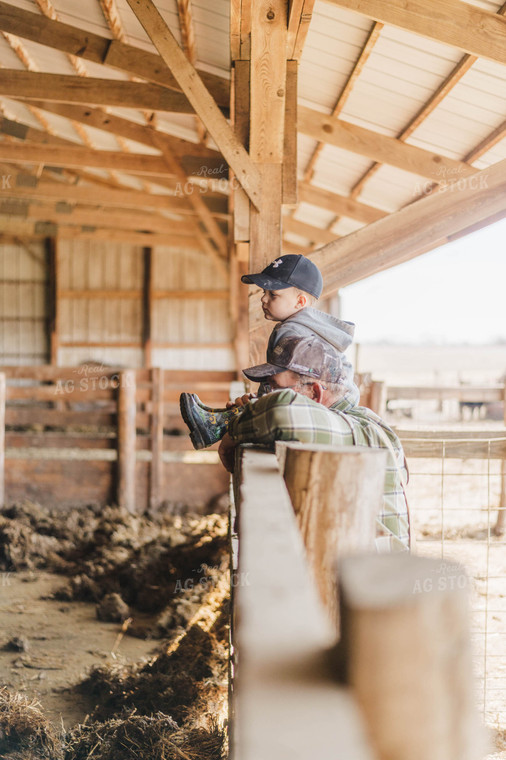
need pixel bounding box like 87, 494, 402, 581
0, 503, 229, 759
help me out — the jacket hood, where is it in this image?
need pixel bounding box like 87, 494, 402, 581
275, 307, 355, 352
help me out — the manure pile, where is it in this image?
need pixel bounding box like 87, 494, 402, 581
0, 502, 230, 759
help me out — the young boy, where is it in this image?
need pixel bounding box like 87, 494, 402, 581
240, 254, 359, 406
180, 253, 359, 449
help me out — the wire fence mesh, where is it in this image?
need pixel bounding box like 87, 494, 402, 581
407, 437, 506, 756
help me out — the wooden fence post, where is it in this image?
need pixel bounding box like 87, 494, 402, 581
281, 443, 387, 628
0, 373, 5, 508
149, 367, 164, 511
369, 380, 387, 415
117, 370, 137, 513
338, 554, 486, 760
494, 380, 506, 536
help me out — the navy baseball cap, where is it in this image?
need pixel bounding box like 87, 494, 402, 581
243, 335, 342, 383
241, 254, 323, 299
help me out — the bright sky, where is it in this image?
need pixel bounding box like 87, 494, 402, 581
340, 216, 506, 345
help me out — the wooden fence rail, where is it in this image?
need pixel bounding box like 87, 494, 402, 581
0, 365, 232, 511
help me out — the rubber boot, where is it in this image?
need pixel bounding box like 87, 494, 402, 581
179, 392, 243, 450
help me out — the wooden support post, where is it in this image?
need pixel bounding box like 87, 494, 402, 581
149, 366, 164, 512
494, 380, 506, 536
283, 59, 298, 205
338, 554, 486, 760
281, 443, 387, 628
117, 370, 137, 513
46, 236, 59, 365
142, 246, 153, 368
232, 60, 251, 243
230, 249, 250, 378
368, 380, 387, 415
0, 373, 5, 508
248, 0, 288, 271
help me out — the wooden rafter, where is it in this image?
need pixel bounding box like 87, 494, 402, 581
125, 0, 261, 209
0, 70, 197, 113
298, 106, 476, 181
324, 0, 506, 66
0, 141, 181, 176
2, 179, 228, 219
17, 102, 217, 162
312, 157, 506, 293
0, 1, 229, 107
349, 2, 506, 199
298, 183, 386, 225
283, 216, 340, 245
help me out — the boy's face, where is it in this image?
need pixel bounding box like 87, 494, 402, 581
260, 287, 305, 322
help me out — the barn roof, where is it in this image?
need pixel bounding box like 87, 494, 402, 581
0, 0, 505, 292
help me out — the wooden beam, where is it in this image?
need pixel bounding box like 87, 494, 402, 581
283, 216, 339, 245
287, 0, 317, 59
230, 0, 252, 60
0, 217, 203, 247
349, 2, 506, 199
18, 103, 219, 162
15, 203, 202, 236
125, 0, 262, 209
324, 0, 506, 66
249, 0, 288, 270
283, 59, 298, 204
0, 142, 177, 176
0, 1, 229, 107
299, 183, 386, 225
0, 70, 196, 113
2, 179, 205, 215
298, 106, 476, 181
311, 158, 506, 293
231, 60, 251, 243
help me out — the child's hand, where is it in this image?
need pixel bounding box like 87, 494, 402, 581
226, 393, 256, 409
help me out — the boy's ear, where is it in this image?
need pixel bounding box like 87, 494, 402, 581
296, 292, 308, 309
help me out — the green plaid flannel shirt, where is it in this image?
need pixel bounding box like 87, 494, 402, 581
228, 389, 410, 552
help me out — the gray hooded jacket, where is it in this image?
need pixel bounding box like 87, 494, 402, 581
268, 308, 360, 406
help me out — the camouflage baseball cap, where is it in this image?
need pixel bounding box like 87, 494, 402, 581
243, 334, 342, 382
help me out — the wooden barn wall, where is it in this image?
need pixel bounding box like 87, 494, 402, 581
58, 240, 145, 367
151, 247, 234, 371
0, 242, 48, 365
